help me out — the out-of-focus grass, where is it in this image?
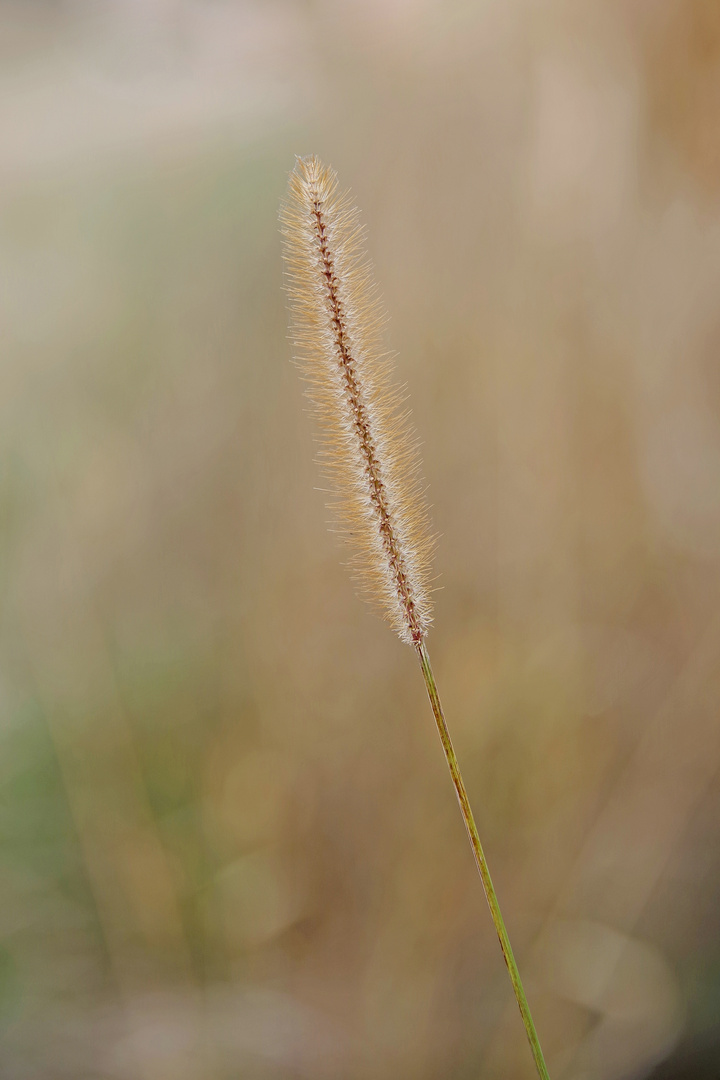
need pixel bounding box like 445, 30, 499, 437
0, 2, 720, 1078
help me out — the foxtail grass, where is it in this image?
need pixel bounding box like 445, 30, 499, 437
280, 155, 550, 1080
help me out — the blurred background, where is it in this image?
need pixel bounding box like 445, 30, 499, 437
1, 1, 720, 1078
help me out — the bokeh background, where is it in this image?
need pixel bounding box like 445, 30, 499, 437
2, 1, 720, 1078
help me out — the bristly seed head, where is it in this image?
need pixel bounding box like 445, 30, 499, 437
280, 156, 434, 645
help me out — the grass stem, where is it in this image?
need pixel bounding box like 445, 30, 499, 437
416, 639, 550, 1080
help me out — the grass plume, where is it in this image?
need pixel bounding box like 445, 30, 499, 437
280, 156, 550, 1079
280, 155, 433, 645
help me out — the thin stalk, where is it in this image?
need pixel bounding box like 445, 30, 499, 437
416, 639, 550, 1080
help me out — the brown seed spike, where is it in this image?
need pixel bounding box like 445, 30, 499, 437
280, 156, 434, 644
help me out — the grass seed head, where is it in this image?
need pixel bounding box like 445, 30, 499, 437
280, 156, 434, 645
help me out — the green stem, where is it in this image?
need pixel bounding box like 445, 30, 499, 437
416, 638, 550, 1080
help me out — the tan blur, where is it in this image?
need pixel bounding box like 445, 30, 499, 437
1, 2, 719, 1078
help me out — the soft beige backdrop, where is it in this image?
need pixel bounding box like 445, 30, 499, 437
1, 2, 719, 1078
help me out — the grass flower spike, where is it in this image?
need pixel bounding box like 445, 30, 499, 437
280, 156, 433, 645
280, 156, 550, 1080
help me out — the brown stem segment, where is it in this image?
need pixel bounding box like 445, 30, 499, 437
310, 190, 423, 645
416, 639, 551, 1080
